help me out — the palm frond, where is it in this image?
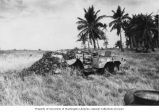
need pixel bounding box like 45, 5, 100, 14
95, 10, 100, 15
77, 17, 86, 22
77, 28, 88, 37
77, 24, 87, 30
95, 22, 105, 28
122, 14, 130, 20
109, 20, 117, 27
122, 8, 125, 15
110, 24, 117, 32
112, 10, 116, 14
96, 15, 106, 22
76, 20, 87, 25
84, 8, 87, 13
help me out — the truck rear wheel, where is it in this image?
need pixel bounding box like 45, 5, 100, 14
104, 67, 109, 73
102, 66, 110, 76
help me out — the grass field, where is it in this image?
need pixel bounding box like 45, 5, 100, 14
0, 49, 159, 106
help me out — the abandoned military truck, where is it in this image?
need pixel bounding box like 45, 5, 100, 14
66, 50, 123, 75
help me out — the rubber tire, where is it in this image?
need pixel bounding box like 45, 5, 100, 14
124, 89, 136, 105
134, 90, 159, 105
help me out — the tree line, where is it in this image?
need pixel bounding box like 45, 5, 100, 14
76, 5, 159, 52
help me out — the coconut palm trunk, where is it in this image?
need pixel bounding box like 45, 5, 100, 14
93, 39, 97, 49
130, 37, 132, 49
158, 27, 159, 48
87, 41, 90, 49
119, 33, 124, 51
97, 40, 100, 49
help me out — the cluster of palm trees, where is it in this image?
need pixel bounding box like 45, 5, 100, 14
124, 14, 159, 52
76, 5, 159, 52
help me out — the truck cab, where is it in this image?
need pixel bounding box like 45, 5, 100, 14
92, 50, 113, 69
79, 50, 115, 74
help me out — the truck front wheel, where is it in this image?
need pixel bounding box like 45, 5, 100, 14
114, 66, 118, 73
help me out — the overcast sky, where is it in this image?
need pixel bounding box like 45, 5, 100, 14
0, 0, 159, 50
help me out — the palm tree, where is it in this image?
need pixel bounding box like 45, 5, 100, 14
76, 5, 106, 49
109, 5, 130, 51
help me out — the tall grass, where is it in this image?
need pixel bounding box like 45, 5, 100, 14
0, 52, 42, 73
0, 50, 159, 105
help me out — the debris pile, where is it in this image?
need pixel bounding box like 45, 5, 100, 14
21, 51, 64, 76
63, 49, 77, 60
